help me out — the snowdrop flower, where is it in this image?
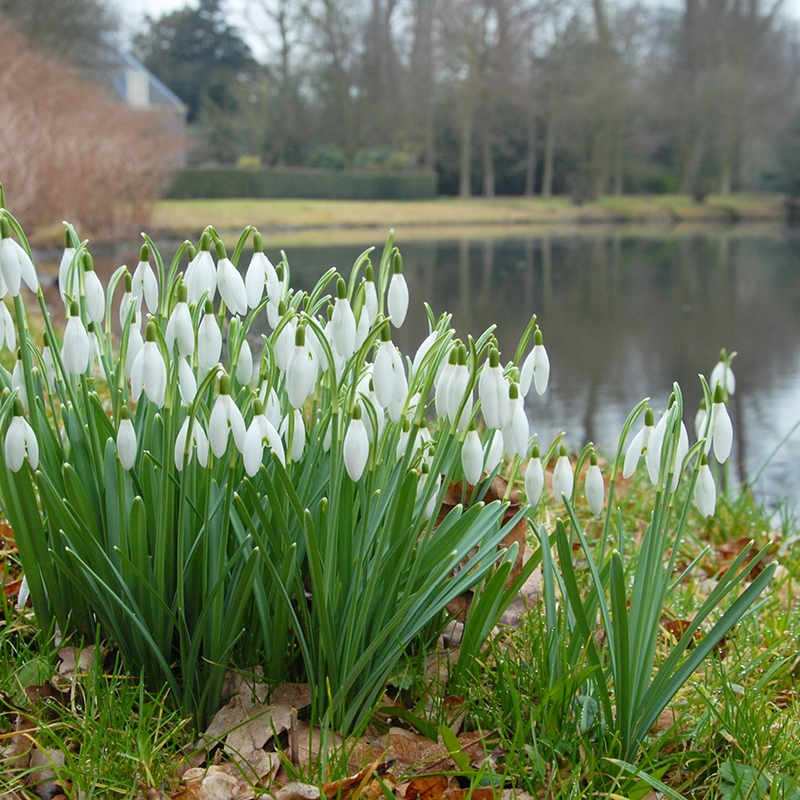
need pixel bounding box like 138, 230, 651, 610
174, 416, 209, 471
216, 239, 248, 317
623, 407, 655, 479
116, 406, 137, 470
694, 454, 716, 517
131, 244, 158, 315
62, 301, 90, 375
244, 399, 285, 475
125, 322, 144, 380
552, 444, 574, 504
165, 283, 194, 358
411, 329, 438, 379
646, 404, 672, 486
525, 444, 544, 505
363, 263, 378, 324
435, 346, 458, 419
58, 237, 78, 302
354, 306, 371, 351
83, 253, 105, 324
710, 349, 735, 397
447, 344, 470, 424
280, 408, 306, 462
286, 324, 317, 408
585, 451, 604, 516
502, 383, 529, 458
484, 429, 505, 473
41, 331, 56, 385
373, 323, 406, 410
177, 357, 197, 405
461, 428, 484, 485
245, 232, 278, 309
274, 305, 297, 372
0, 218, 38, 296
357, 375, 385, 442
11, 351, 26, 407
387, 253, 409, 328
0, 301, 15, 351
708, 385, 733, 464
670, 421, 690, 492
331, 277, 356, 358
209, 374, 246, 457
396, 418, 414, 461
185, 232, 216, 305
694, 398, 708, 442
259, 385, 282, 430
131, 321, 167, 407
520, 327, 550, 397
479, 348, 509, 430
235, 337, 254, 385
197, 300, 222, 374
119, 272, 141, 329
4, 399, 38, 472
344, 404, 370, 481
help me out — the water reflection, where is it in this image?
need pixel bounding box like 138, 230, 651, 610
35, 228, 800, 508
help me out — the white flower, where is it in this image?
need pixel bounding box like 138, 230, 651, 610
174, 416, 209, 470
646, 408, 671, 485
710, 353, 735, 396
119, 272, 141, 329
261, 386, 281, 429
84, 260, 105, 324
387, 260, 408, 328
331, 278, 356, 358
461, 429, 484, 485
42, 338, 56, 385
355, 307, 371, 351
117, 412, 137, 470
245, 245, 277, 309
184, 235, 216, 304
11, 355, 26, 407
694, 401, 708, 441
502, 385, 529, 458
286, 326, 317, 408
363, 267, 378, 324
709, 391, 733, 464
435, 349, 457, 419
266, 299, 281, 330
62, 304, 90, 375
623, 409, 654, 479
0, 302, 15, 351
524, 450, 544, 505
447, 361, 470, 425
197, 305, 222, 374
5, 409, 38, 472
244, 404, 285, 475
344, 407, 370, 481
373, 328, 404, 409
519, 329, 550, 397
411, 329, 438, 379
585, 457, 604, 516
695, 457, 716, 517
274, 312, 297, 372
209, 378, 246, 457
236, 338, 254, 385
280, 408, 306, 462
478, 349, 509, 430
552, 446, 574, 503
125, 323, 143, 380
131, 249, 158, 314
130, 323, 167, 407
0, 231, 38, 296
165, 289, 194, 358
484, 429, 505, 473
217, 256, 248, 316
670, 421, 689, 492
58, 245, 78, 302
178, 357, 197, 405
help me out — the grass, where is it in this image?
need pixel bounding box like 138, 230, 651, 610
1, 466, 798, 798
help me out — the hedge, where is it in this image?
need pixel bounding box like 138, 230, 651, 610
164, 167, 438, 200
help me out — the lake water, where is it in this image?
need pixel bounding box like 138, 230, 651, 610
41, 225, 800, 511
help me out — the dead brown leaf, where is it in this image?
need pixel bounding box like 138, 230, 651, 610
321, 757, 396, 800
405, 776, 448, 800
289, 719, 343, 768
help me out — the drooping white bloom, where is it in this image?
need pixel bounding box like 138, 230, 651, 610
165, 287, 194, 358
286, 326, 318, 408
62, 303, 90, 375
585, 455, 604, 516
245, 239, 277, 308
447, 360, 470, 425
396, 421, 414, 461
197, 303, 223, 374
217, 256, 248, 317
209, 377, 246, 457
484, 429, 505, 473
119, 272, 141, 329
41, 335, 56, 385
695, 457, 716, 517
117, 410, 137, 471
0, 302, 15, 351
479, 349, 509, 430
261, 386, 281, 430
669, 421, 690, 492
331, 278, 356, 358
244, 402, 285, 475
236, 337, 254, 385
131, 247, 158, 314
177, 357, 197, 405
174, 416, 209, 470
11, 354, 26, 408
266, 299, 281, 330
363, 266, 378, 324
411, 329, 438, 379
435, 348, 457, 419
519, 328, 550, 397
280, 408, 306, 462
461, 429, 484, 485
552, 446, 574, 503
623, 408, 654, 479
373, 325, 405, 411
184, 234, 216, 305
354, 307, 371, 351
694, 401, 708, 442
130, 322, 167, 407
524, 448, 545, 505
343, 406, 370, 481
709, 389, 733, 464
387, 256, 409, 327
5, 407, 38, 472
710, 353, 735, 396
83, 256, 105, 324
125, 323, 143, 380
58, 245, 78, 302
502, 384, 529, 458
0, 228, 38, 296
274, 312, 297, 372
646, 407, 671, 485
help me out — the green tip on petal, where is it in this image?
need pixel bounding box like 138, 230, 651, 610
145, 320, 157, 342
531, 443, 540, 458
278, 299, 287, 316
699, 398, 706, 410
402, 417, 410, 432
337, 277, 347, 300
365, 263, 374, 281
380, 322, 391, 342
590, 451, 598, 466
64, 229, 71, 248
214, 238, 227, 260
219, 374, 231, 395
124, 272, 132, 292
69, 300, 79, 317
421, 461, 430, 475
140, 244, 149, 262
295, 324, 306, 347
719, 348, 727, 361
178, 283, 188, 303
489, 348, 500, 368
559, 444, 568, 457
12, 397, 24, 416
120, 405, 131, 421
199, 232, 211, 252
16, 349, 22, 361
0, 217, 10, 239
700, 452, 708, 466
393, 252, 403, 274
276, 263, 284, 281
534, 328, 544, 346
187, 243, 197, 261
509, 382, 519, 400
645, 407, 655, 426
204, 299, 214, 315
83, 252, 94, 271
253, 231, 264, 252
253, 399, 264, 415
352, 404, 362, 420
457, 343, 467, 365
713, 384, 724, 404
448, 348, 458, 365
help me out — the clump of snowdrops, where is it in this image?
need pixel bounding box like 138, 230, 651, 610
0, 191, 774, 744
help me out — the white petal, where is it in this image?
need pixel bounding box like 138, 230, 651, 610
117, 419, 137, 470
622, 427, 645, 479
461, 430, 484, 485
525, 458, 544, 505
585, 464, 604, 516
142, 342, 167, 407
331, 298, 356, 358
125, 324, 143, 380
217, 258, 248, 316
198, 314, 222, 374
532, 345, 550, 395
186, 251, 216, 304
484, 430, 505, 472
387, 273, 409, 327
711, 402, 733, 464
5, 417, 26, 472
552, 455, 574, 503
243, 420, 264, 476
245, 251, 267, 308
0, 303, 15, 351
343, 418, 369, 481
178, 358, 197, 405
59, 247, 77, 301
236, 338, 253, 385
209, 398, 230, 457
411, 330, 437, 379
84, 271, 105, 323
63, 316, 90, 375
695, 464, 716, 517
373, 342, 395, 409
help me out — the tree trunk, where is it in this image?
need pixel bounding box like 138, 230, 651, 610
482, 132, 495, 198
542, 116, 555, 198
459, 102, 473, 198
525, 106, 538, 196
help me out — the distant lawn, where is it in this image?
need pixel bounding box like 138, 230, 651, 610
150, 193, 788, 243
